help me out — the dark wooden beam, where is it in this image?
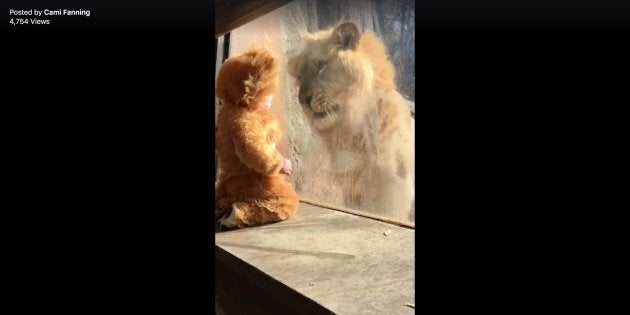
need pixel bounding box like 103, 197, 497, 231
215, 246, 331, 314
215, 0, 294, 38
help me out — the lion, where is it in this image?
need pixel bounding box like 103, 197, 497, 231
287, 22, 414, 222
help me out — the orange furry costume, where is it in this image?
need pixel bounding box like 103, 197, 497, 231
215, 46, 299, 229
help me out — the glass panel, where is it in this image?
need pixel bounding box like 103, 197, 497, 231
228, 10, 291, 161
220, 0, 415, 225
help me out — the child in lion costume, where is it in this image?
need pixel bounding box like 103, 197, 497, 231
215, 46, 299, 230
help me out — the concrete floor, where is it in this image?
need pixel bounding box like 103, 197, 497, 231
215, 202, 415, 314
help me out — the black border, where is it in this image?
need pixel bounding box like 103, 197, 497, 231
7, 0, 216, 313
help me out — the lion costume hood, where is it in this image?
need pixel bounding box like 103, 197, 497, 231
216, 46, 280, 110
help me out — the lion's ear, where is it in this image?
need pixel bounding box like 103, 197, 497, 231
287, 56, 299, 77
334, 22, 360, 50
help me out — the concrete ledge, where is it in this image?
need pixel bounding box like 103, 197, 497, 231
215, 202, 415, 314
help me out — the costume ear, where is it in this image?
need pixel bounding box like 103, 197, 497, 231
243, 53, 278, 106
334, 22, 360, 50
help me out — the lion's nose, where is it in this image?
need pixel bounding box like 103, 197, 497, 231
299, 89, 312, 106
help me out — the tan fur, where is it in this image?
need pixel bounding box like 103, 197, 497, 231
288, 22, 414, 219
216, 46, 299, 228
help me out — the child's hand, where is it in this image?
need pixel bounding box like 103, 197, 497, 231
280, 158, 292, 175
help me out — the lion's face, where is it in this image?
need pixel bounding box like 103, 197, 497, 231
288, 23, 372, 131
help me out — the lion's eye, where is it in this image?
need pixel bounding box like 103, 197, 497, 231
317, 61, 327, 75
